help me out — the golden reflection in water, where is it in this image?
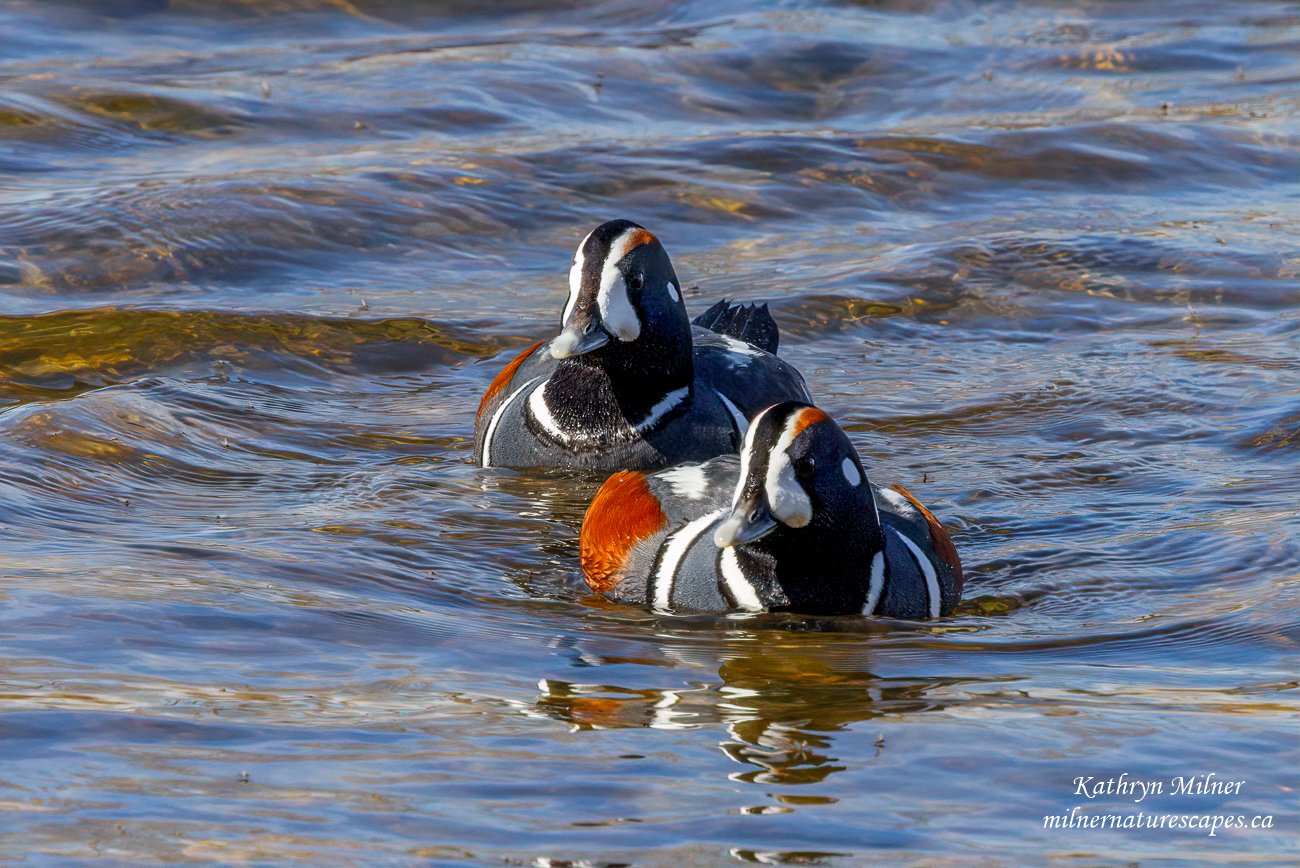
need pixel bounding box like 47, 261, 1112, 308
537, 646, 944, 790
3, 0, 1299, 862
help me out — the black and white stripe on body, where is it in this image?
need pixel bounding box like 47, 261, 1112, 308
588, 401, 963, 618
473, 220, 811, 470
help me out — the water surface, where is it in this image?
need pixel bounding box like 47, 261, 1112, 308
1, 0, 1298, 862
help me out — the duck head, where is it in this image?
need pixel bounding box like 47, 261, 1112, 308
549, 220, 692, 379
714, 401, 878, 549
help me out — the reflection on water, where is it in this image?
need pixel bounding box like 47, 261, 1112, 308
2, 0, 1299, 862
538, 647, 957, 790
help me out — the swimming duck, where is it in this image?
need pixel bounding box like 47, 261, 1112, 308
473, 219, 810, 470
578, 401, 963, 618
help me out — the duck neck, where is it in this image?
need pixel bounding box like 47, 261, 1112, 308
747, 495, 884, 614
544, 335, 693, 433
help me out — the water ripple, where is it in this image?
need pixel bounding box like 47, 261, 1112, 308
2, 0, 1298, 862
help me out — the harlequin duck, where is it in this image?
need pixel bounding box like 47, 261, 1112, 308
578, 401, 963, 618
473, 219, 810, 470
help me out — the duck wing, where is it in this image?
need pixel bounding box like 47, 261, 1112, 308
692, 298, 780, 355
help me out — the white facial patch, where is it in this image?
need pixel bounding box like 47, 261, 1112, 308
596, 228, 650, 342
731, 408, 826, 529
667, 282, 680, 302
562, 229, 592, 328
842, 457, 861, 487
598, 271, 640, 341
730, 405, 773, 510
765, 417, 812, 529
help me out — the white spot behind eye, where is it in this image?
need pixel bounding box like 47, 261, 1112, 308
842, 457, 861, 486
667, 282, 680, 302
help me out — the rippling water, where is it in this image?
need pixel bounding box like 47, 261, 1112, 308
2, 0, 1298, 862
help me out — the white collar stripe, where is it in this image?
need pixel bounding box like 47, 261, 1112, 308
639, 387, 689, 433
719, 547, 764, 611
481, 376, 544, 467
893, 528, 941, 618
529, 382, 688, 444
653, 508, 727, 611
527, 385, 564, 440
864, 550, 885, 615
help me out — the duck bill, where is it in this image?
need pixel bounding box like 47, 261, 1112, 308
549, 319, 610, 359
714, 496, 778, 548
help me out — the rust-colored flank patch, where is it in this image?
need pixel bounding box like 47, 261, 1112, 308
580, 470, 668, 593
791, 406, 831, 437
890, 483, 964, 594
476, 341, 544, 425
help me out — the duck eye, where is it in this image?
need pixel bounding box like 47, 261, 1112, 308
627, 273, 644, 291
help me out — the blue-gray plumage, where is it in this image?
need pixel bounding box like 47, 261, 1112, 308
474, 220, 810, 470
579, 402, 964, 619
